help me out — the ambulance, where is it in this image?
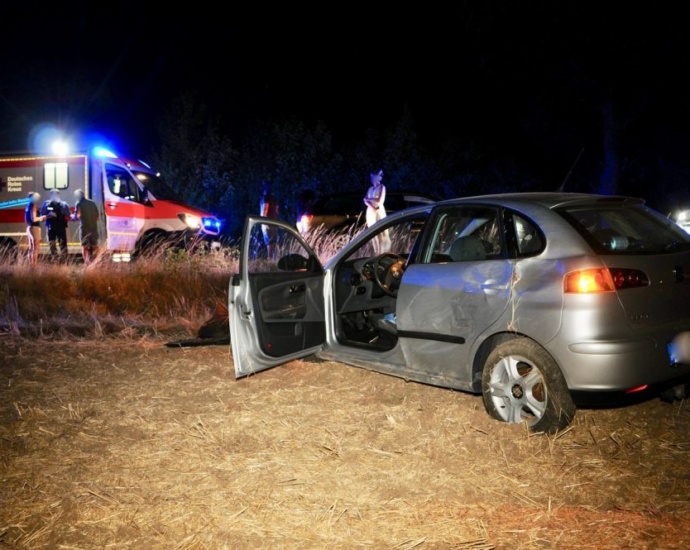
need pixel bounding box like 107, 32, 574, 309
0, 146, 221, 260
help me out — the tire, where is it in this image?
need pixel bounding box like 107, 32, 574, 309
134, 231, 175, 259
482, 338, 576, 434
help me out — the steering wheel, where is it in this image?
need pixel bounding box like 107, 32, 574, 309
372, 253, 406, 297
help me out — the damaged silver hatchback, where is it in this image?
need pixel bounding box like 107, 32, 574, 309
229, 192, 690, 434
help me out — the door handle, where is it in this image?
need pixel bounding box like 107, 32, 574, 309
289, 284, 306, 294
108, 201, 117, 209
481, 280, 508, 295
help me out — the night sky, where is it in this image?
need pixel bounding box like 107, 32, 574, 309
1, 3, 689, 205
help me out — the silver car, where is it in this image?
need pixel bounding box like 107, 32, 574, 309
229, 192, 690, 433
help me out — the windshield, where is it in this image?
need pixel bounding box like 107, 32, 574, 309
558, 203, 690, 255
133, 171, 183, 202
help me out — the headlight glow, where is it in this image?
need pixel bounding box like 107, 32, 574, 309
178, 213, 202, 230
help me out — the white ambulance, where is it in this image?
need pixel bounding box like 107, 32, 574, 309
0, 146, 221, 260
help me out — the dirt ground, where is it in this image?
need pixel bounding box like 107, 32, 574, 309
2, 335, 690, 549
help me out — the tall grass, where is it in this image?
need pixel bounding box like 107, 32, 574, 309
0, 246, 237, 335
0, 225, 360, 337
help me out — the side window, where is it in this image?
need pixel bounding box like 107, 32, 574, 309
421, 206, 503, 263
106, 166, 142, 203
44, 162, 68, 190
246, 222, 319, 274
514, 213, 544, 256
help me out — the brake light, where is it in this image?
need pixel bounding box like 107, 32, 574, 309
300, 214, 313, 224
564, 268, 649, 293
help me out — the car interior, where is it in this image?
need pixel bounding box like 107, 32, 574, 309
245, 206, 545, 358
332, 217, 423, 352
330, 206, 545, 352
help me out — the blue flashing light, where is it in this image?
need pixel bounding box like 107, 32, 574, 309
94, 147, 118, 159
202, 217, 222, 232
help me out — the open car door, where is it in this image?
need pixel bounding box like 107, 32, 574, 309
229, 216, 326, 377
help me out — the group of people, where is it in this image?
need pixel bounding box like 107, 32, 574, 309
24, 189, 100, 266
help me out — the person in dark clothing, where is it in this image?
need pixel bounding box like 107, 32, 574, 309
25, 192, 46, 264
259, 181, 280, 259
72, 189, 100, 266
40, 189, 71, 260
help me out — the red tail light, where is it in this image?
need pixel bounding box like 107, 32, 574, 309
564, 268, 649, 293
300, 214, 313, 224
609, 268, 649, 289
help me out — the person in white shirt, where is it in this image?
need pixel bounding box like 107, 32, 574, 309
363, 168, 390, 254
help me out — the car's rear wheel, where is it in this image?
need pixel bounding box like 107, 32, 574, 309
482, 338, 576, 434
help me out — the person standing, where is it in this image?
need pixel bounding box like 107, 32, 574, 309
72, 189, 100, 266
363, 168, 390, 253
259, 181, 280, 259
40, 189, 71, 261
295, 188, 316, 235
25, 192, 46, 264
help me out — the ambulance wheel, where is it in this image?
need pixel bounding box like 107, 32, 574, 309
134, 230, 170, 258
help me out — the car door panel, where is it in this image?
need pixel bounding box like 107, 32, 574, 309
230, 216, 325, 377
251, 272, 325, 354
394, 205, 515, 386
397, 261, 514, 341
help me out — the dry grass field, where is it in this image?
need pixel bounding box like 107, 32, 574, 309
2, 245, 690, 549
2, 333, 690, 549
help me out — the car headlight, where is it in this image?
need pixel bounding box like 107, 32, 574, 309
178, 213, 202, 230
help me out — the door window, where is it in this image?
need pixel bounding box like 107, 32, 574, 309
246, 222, 319, 274
105, 165, 143, 203
421, 206, 503, 263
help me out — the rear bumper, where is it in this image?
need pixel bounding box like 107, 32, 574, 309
557, 333, 690, 391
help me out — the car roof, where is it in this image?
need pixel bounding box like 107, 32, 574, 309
314, 189, 438, 200
434, 192, 644, 210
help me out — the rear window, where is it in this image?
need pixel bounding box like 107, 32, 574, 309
558, 203, 690, 255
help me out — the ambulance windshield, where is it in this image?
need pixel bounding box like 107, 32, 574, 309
133, 171, 183, 202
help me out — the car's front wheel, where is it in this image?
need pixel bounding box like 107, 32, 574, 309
482, 338, 576, 434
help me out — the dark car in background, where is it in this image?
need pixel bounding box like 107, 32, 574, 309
297, 190, 438, 236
